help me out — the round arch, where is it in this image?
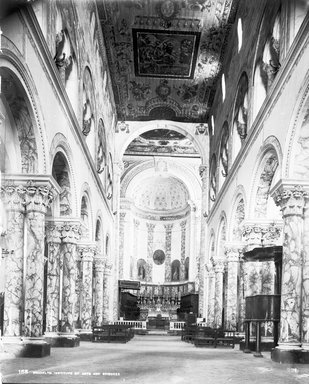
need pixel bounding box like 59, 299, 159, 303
228, 185, 247, 242
79, 182, 94, 241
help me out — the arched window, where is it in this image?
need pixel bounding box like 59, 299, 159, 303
52, 152, 72, 216
219, 122, 229, 189
137, 259, 146, 280
237, 18, 243, 52
221, 73, 226, 101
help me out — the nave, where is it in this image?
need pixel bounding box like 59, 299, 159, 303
1, 335, 309, 384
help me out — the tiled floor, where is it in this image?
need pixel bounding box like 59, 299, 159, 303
1, 335, 309, 384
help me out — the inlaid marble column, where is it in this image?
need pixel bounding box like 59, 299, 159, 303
94, 258, 105, 325
180, 220, 187, 281
79, 245, 96, 330
206, 263, 215, 327
133, 219, 140, 280
272, 184, 306, 348
45, 224, 62, 332
198, 165, 209, 315
225, 246, 240, 330
1, 184, 25, 336
61, 223, 81, 332
103, 261, 113, 323
213, 259, 225, 328
146, 223, 155, 282
238, 254, 246, 332
302, 194, 309, 347
24, 184, 54, 337
164, 223, 173, 282
118, 212, 126, 279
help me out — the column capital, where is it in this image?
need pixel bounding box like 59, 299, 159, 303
180, 220, 187, 229
164, 223, 173, 231
61, 223, 82, 244
46, 223, 63, 244
205, 262, 214, 273
94, 257, 105, 272
78, 244, 97, 261
134, 219, 140, 228
271, 181, 308, 217
225, 245, 240, 262
213, 259, 225, 273
1, 184, 26, 212
146, 222, 156, 231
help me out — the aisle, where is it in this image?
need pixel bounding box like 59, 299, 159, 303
1, 335, 309, 384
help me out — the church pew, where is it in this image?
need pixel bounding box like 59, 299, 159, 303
92, 325, 134, 343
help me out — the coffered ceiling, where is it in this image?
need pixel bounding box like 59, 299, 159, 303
98, 0, 237, 123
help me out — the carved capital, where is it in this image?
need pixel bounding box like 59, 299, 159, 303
46, 224, 62, 244
24, 183, 55, 214
214, 259, 225, 273
164, 223, 173, 231
180, 220, 187, 229
272, 185, 307, 217
61, 223, 81, 244
146, 222, 156, 232
94, 258, 105, 272
1, 184, 26, 212
78, 245, 96, 262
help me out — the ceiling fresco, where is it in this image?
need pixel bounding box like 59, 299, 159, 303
98, 0, 237, 123
125, 129, 199, 156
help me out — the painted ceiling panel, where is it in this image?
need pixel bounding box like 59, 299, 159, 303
98, 0, 237, 123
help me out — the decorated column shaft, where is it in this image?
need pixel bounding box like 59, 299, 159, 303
164, 223, 173, 282
1, 184, 25, 336
94, 257, 105, 325
24, 184, 54, 337
146, 222, 155, 282
133, 219, 140, 280
61, 223, 81, 332
79, 245, 95, 330
118, 212, 126, 279
302, 195, 309, 346
272, 184, 306, 347
206, 263, 215, 327
180, 220, 187, 281
198, 165, 208, 315
213, 259, 225, 328
45, 224, 62, 332
225, 246, 239, 330
103, 262, 113, 323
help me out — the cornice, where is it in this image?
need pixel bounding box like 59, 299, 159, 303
208, 12, 309, 222
20, 6, 113, 219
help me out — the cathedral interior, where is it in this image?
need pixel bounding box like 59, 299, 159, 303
1, 0, 309, 381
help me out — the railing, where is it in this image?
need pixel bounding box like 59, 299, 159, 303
170, 321, 185, 330
113, 320, 147, 329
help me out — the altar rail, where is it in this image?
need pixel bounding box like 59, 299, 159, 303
170, 321, 186, 330
114, 320, 147, 329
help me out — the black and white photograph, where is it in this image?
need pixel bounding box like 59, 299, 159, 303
1, 0, 309, 383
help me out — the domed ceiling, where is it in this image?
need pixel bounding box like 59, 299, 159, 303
132, 175, 189, 212
98, 0, 237, 123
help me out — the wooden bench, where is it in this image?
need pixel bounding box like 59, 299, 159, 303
181, 324, 198, 343
194, 328, 236, 348
92, 325, 134, 343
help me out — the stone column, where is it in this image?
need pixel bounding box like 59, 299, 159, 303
238, 253, 246, 332
118, 212, 126, 279
45, 224, 62, 332
79, 245, 96, 330
272, 184, 306, 348
206, 263, 215, 327
133, 219, 140, 279
103, 261, 113, 323
302, 194, 309, 347
213, 259, 225, 328
61, 223, 81, 332
225, 246, 240, 330
1, 184, 25, 336
24, 184, 54, 337
180, 220, 187, 281
146, 223, 155, 282
164, 223, 173, 282
94, 258, 105, 325
198, 165, 208, 315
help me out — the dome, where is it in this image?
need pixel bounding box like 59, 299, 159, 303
132, 176, 189, 212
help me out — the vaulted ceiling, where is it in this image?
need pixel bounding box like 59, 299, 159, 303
98, 0, 237, 123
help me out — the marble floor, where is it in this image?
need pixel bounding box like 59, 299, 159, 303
1, 335, 309, 384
